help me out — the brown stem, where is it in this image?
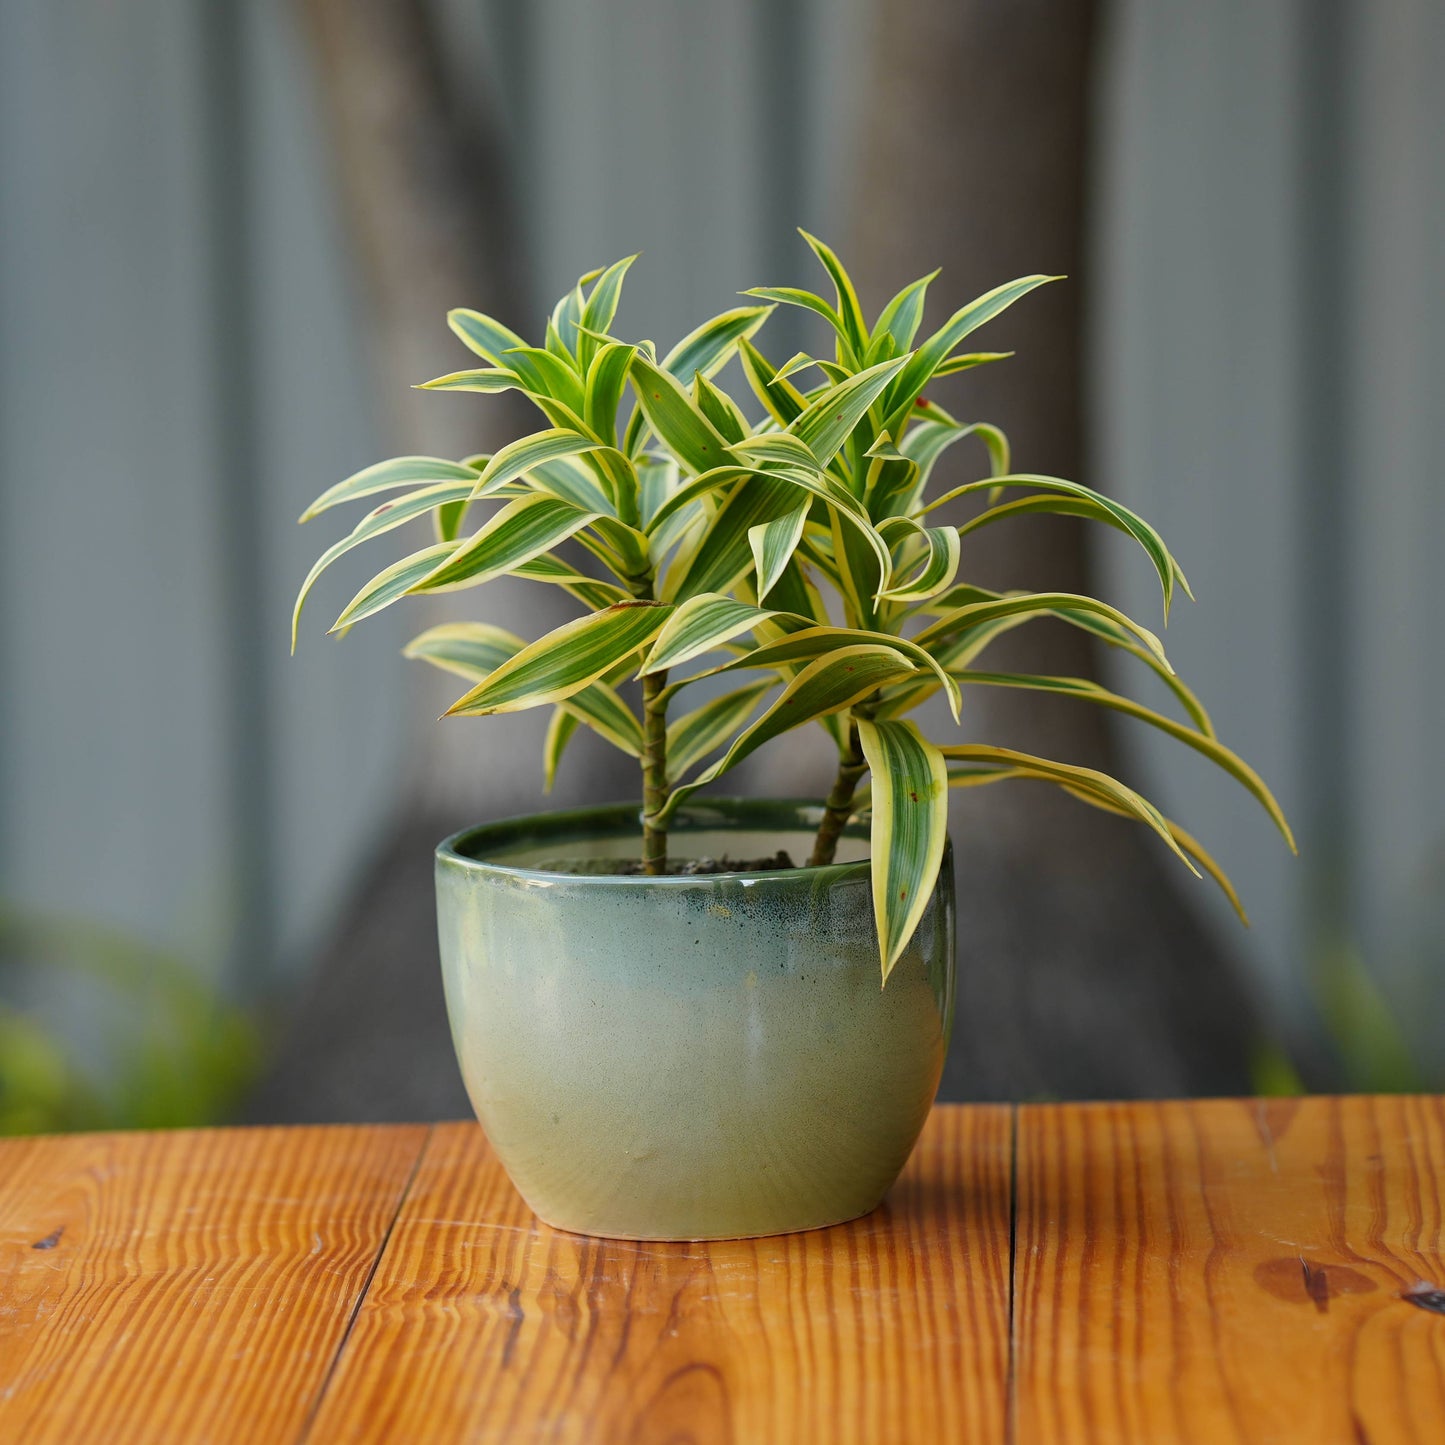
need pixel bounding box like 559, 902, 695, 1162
641, 671, 669, 874
809, 720, 868, 867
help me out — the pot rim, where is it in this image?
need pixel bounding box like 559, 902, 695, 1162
436, 796, 877, 888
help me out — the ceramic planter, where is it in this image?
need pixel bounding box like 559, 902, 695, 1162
435, 798, 955, 1240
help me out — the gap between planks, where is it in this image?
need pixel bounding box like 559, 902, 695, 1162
298, 1123, 436, 1444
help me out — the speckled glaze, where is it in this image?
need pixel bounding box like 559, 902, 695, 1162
435, 799, 955, 1240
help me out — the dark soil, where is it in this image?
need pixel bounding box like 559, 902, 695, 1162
527, 850, 798, 877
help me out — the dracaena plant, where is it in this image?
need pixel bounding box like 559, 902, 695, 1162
294, 238, 1293, 983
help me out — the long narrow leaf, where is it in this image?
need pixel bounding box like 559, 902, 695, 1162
299, 456, 479, 522
446, 602, 672, 715
331, 541, 459, 632
665, 679, 772, 783
471, 429, 602, 499
293, 481, 474, 648
881, 274, 1058, 437
856, 718, 950, 981
410, 494, 600, 594
939, 744, 1197, 873
661, 304, 773, 383
922, 473, 1190, 616
953, 672, 1294, 849
788, 357, 909, 468
642, 593, 781, 674
750, 502, 811, 602
660, 645, 920, 820
628, 352, 732, 475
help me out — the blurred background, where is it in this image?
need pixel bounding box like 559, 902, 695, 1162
1, 0, 1441, 1132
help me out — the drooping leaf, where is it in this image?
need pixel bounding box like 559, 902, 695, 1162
939, 743, 1197, 873
877, 519, 961, 602
401, 621, 525, 678
740, 285, 848, 348
330, 541, 460, 632
855, 718, 950, 981
293, 481, 474, 648
446, 601, 673, 715
952, 672, 1294, 849
299, 456, 479, 523
707, 624, 959, 720
913, 591, 1173, 672
923, 473, 1189, 615
543, 707, 580, 792
410, 494, 600, 594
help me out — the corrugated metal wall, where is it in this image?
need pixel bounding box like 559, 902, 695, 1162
1, 0, 1439, 1077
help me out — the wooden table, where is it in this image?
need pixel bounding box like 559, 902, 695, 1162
1, 1098, 1442, 1443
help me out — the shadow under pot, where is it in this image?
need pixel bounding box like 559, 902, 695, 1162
435, 797, 956, 1241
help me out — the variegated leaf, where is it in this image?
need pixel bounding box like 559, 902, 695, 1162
923, 473, 1189, 616
660, 304, 773, 384
940, 743, 1197, 873
471, 429, 602, 499
660, 645, 921, 821
787, 357, 909, 468
881, 274, 1059, 437
855, 718, 950, 981
299, 456, 479, 523
292, 480, 475, 648
331, 541, 459, 632
665, 679, 773, 783
749, 502, 811, 603
446, 601, 673, 716
641, 593, 781, 674
628, 352, 732, 475
410, 494, 600, 594
953, 672, 1294, 849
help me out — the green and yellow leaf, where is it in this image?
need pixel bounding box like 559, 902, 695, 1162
446, 601, 673, 716
855, 718, 950, 981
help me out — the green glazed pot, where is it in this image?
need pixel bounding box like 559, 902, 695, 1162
435, 798, 955, 1240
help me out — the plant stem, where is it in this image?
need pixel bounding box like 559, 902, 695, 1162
808, 719, 868, 867
641, 669, 669, 874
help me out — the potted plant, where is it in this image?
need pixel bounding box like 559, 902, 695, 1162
294, 237, 1292, 1240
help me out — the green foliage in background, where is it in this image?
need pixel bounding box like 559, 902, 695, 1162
0, 909, 259, 1136
295, 237, 1294, 981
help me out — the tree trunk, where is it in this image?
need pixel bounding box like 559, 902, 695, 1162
853, 0, 1263, 1099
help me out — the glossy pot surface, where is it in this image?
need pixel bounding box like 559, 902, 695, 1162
436, 799, 955, 1240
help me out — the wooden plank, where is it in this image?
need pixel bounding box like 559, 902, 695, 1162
0, 1123, 428, 1445
306, 1105, 1013, 1443
1013, 1096, 1445, 1444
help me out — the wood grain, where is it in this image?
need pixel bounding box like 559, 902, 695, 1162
1013, 1096, 1445, 1444
0, 1123, 427, 1444
305, 1107, 1014, 1444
